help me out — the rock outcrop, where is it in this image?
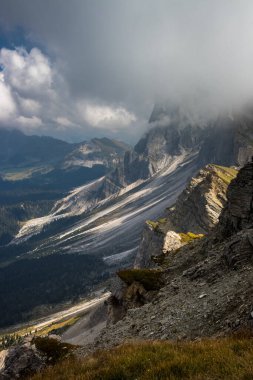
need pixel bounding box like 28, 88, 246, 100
135, 164, 238, 268
218, 161, 253, 238
0, 336, 74, 379
0, 339, 46, 379
96, 161, 253, 349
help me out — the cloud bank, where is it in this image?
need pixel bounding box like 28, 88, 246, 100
1, 0, 253, 141
0, 47, 137, 140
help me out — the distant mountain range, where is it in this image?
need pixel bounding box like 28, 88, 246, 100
0, 105, 253, 328
0, 129, 130, 181
0, 129, 130, 245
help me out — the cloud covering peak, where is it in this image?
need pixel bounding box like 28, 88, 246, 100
1, 0, 253, 141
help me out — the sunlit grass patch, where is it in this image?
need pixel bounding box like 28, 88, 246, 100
30, 336, 253, 380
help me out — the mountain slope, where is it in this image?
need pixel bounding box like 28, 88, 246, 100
1, 105, 253, 327
0, 130, 129, 245
135, 164, 238, 268
98, 161, 253, 348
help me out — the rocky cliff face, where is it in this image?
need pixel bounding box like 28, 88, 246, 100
98, 161, 253, 348
134, 164, 238, 268
108, 105, 253, 193
218, 161, 253, 238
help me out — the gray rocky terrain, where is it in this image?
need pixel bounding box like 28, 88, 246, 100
95, 161, 253, 349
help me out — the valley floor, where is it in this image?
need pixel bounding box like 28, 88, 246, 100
0, 291, 109, 338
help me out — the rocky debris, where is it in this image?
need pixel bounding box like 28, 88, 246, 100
61, 301, 108, 346
94, 162, 253, 349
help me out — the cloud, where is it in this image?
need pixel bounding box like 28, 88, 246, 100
0, 74, 16, 121
55, 116, 75, 128
16, 115, 42, 129
78, 103, 136, 129
1, 0, 253, 141
19, 98, 41, 116
0, 47, 52, 97
0, 46, 138, 141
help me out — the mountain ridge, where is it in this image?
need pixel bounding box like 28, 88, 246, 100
97, 160, 253, 348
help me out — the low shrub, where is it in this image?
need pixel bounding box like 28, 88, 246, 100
32, 337, 76, 365
117, 269, 164, 291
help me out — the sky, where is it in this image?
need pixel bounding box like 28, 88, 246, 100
1, 0, 253, 143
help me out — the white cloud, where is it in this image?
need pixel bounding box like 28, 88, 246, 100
0, 78, 16, 121
16, 115, 42, 129
55, 116, 75, 127
18, 98, 41, 116
0, 46, 138, 140
0, 47, 52, 97
78, 103, 136, 129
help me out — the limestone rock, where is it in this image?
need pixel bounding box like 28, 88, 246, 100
0, 343, 46, 379
135, 164, 237, 268
163, 231, 183, 253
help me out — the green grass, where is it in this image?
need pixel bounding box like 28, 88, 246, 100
179, 232, 204, 243
146, 219, 167, 234
146, 220, 159, 230
213, 165, 238, 185
117, 269, 164, 291
157, 218, 167, 224
30, 336, 253, 380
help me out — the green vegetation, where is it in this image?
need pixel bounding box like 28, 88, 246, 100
32, 336, 76, 365
117, 268, 163, 291
0, 254, 109, 328
37, 317, 80, 336
214, 165, 238, 185
0, 333, 22, 349
0, 200, 54, 245
0, 317, 80, 351
146, 219, 159, 229
146, 218, 167, 234
179, 232, 204, 243
157, 218, 167, 224
30, 336, 253, 380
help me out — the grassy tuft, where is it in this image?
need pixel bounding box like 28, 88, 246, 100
146, 219, 167, 234
214, 165, 238, 185
179, 232, 204, 243
157, 218, 167, 224
30, 336, 253, 380
32, 336, 76, 365
117, 269, 164, 291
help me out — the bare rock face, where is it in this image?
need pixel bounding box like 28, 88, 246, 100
134, 223, 165, 268
0, 342, 46, 379
96, 162, 253, 349
135, 164, 237, 268
163, 231, 183, 253
167, 165, 237, 233
218, 161, 253, 238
